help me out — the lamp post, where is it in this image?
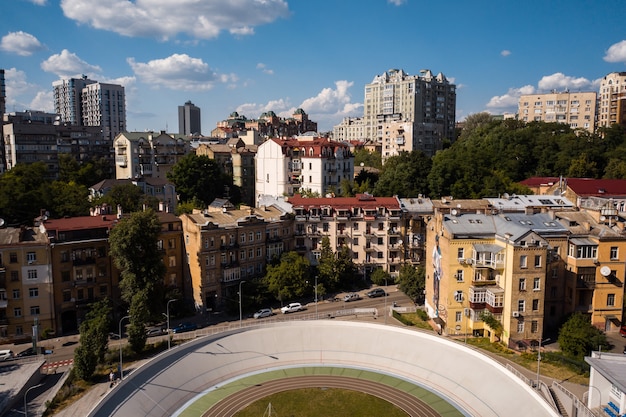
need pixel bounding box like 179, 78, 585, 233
384, 277, 388, 324
24, 383, 43, 417
239, 280, 246, 328
166, 299, 176, 350
314, 275, 318, 319
119, 315, 131, 381
536, 337, 550, 388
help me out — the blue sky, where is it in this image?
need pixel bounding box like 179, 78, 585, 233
2, 0, 626, 133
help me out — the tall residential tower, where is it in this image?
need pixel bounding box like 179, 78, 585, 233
178, 100, 201, 136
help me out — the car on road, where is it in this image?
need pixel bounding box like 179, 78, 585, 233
0, 349, 14, 361
146, 327, 166, 337
281, 303, 305, 314
16, 346, 52, 357
172, 322, 197, 334
343, 293, 361, 302
254, 308, 274, 319
366, 288, 386, 298
620, 326, 626, 337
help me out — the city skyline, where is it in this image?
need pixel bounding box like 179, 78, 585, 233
1, 0, 626, 133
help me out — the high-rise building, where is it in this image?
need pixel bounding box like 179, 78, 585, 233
53, 76, 126, 141
362, 69, 456, 158
598, 72, 626, 130
0, 69, 6, 118
178, 100, 201, 136
518, 91, 597, 132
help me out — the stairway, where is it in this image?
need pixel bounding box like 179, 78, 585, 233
548, 387, 569, 417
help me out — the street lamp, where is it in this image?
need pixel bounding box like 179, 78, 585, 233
239, 280, 246, 328
24, 383, 43, 417
119, 315, 131, 381
384, 277, 388, 324
166, 299, 176, 350
314, 275, 318, 319
536, 337, 550, 388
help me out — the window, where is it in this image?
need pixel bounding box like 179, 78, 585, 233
14, 307, 21, 318
63, 290, 71, 302
9, 253, 17, 263
520, 255, 527, 268
27, 269, 37, 280
611, 246, 619, 260
457, 248, 464, 259
248, 248, 254, 259
531, 320, 538, 333
27, 252, 36, 263
30, 306, 40, 316
168, 256, 176, 267
534, 255, 541, 267
519, 278, 526, 291
533, 277, 541, 291
455, 270, 464, 282
256, 231, 261, 241
10, 271, 18, 281
608, 293, 616, 307
29, 288, 38, 298
532, 299, 539, 311
256, 247, 262, 257
62, 270, 70, 282
455, 311, 462, 322
518, 300, 525, 312
16, 326, 23, 335
12, 289, 20, 299
517, 321, 524, 333
168, 239, 176, 249
240, 250, 245, 260
240, 233, 246, 243
157, 240, 164, 250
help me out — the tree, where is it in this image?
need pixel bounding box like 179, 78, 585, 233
74, 299, 111, 380
397, 264, 424, 303
109, 209, 166, 352
557, 313, 610, 359
370, 268, 392, 286
167, 154, 236, 206
335, 245, 357, 289
264, 251, 310, 303
354, 148, 382, 169
317, 236, 338, 291
0, 162, 49, 225
98, 183, 145, 214
45, 181, 91, 218
373, 151, 432, 197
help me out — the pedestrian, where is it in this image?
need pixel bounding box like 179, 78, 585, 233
109, 370, 115, 387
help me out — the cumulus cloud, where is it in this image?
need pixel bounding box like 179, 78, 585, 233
236, 80, 362, 131
537, 72, 593, 91
128, 54, 236, 91
486, 85, 535, 110
27, 0, 47, 5
0, 31, 45, 56
500, 50, 511, 57
60, 0, 290, 41
256, 63, 274, 75
388, 0, 407, 5
40, 49, 102, 78
604, 40, 626, 63
4, 68, 53, 112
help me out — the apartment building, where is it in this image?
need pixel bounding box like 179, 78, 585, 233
255, 136, 354, 202
89, 178, 178, 214
180, 201, 292, 313
362, 69, 456, 157
53, 76, 126, 142
179, 100, 201, 136
332, 117, 365, 142
517, 91, 597, 132
213, 108, 318, 139
598, 72, 626, 129
114, 131, 191, 180
195, 138, 256, 206
0, 226, 54, 343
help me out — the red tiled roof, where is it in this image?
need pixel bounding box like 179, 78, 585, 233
565, 178, 626, 197
288, 194, 399, 210
519, 177, 560, 187
42, 215, 118, 232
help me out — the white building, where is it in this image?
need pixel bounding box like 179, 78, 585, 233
255, 136, 354, 203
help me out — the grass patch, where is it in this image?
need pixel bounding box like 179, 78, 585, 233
393, 310, 433, 331
234, 388, 408, 417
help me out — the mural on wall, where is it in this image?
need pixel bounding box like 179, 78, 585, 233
432, 234, 442, 317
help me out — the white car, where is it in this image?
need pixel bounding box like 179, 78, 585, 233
281, 302, 304, 314
254, 308, 273, 319
343, 293, 361, 302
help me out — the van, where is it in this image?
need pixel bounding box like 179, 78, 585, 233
0, 349, 14, 361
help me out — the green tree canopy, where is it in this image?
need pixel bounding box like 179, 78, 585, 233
74, 298, 112, 380
557, 312, 609, 359
264, 251, 311, 303
373, 151, 431, 197
396, 264, 425, 303
98, 183, 146, 213
167, 153, 238, 207
0, 162, 49, 225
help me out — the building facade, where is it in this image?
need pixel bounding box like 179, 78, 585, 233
598, 72, 626, 130
362, 69, 456, 157
332, 117, 365, 143
178, 100, 201, 136
517, 91, 597, 132
255, 136, 354, 202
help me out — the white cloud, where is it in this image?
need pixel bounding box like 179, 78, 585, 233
256, 63, 274, 75
29, 90, 54, 112
236, 80, 362, 131
500, 50, 511, 57
4, 68, 53, 112
40, 49, 102, 78
128, 54, 236, 91
0, 31, 45, 56
486, 85, 535, 110
26, 0, 47, 5
388, 0, 407, 5
60, 0, 290, 41
604, 40, 626, 63
537, 72, 592, 91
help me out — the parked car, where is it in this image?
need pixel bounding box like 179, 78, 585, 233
0, 350, 14, 361
620, 326, 626, 337
254, 308, 274, 319
146, 327, 166, 337
281, 303, 304, 314
109, 332, 121, 340
172, 322, 197, 334
343, 293, 361, 302
16, 347, 51, 357
366, 288, 386, 298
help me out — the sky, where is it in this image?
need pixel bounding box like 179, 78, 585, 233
2, 0, 626, 134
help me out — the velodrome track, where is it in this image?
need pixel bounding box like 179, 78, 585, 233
87, 321, 560, 417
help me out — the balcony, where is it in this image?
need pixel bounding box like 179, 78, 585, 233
388, 228, 401, 236
485, 304, 503, 314
73, 257, 96, 266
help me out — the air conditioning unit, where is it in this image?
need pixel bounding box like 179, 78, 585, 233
593, 258, 600, 264
466, 258, 474, 265
512, 311, 520, 318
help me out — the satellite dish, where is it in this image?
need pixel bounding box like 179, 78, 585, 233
600, 266, 611, 277
600, 216, 606, 222
451, 209, 458, 216
0, 218, 4, 227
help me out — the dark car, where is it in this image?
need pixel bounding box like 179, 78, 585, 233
366, 288, 386, 298
620, 326, 626, 337
172, 322, 197, 334
16, 347, 51, 357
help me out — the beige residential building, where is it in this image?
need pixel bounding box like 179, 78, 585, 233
181, 200, 293, 313
0, 226, 54, 343
518, 91, 597, 132
332, 117, 365, 142
598, 72, 626, 129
